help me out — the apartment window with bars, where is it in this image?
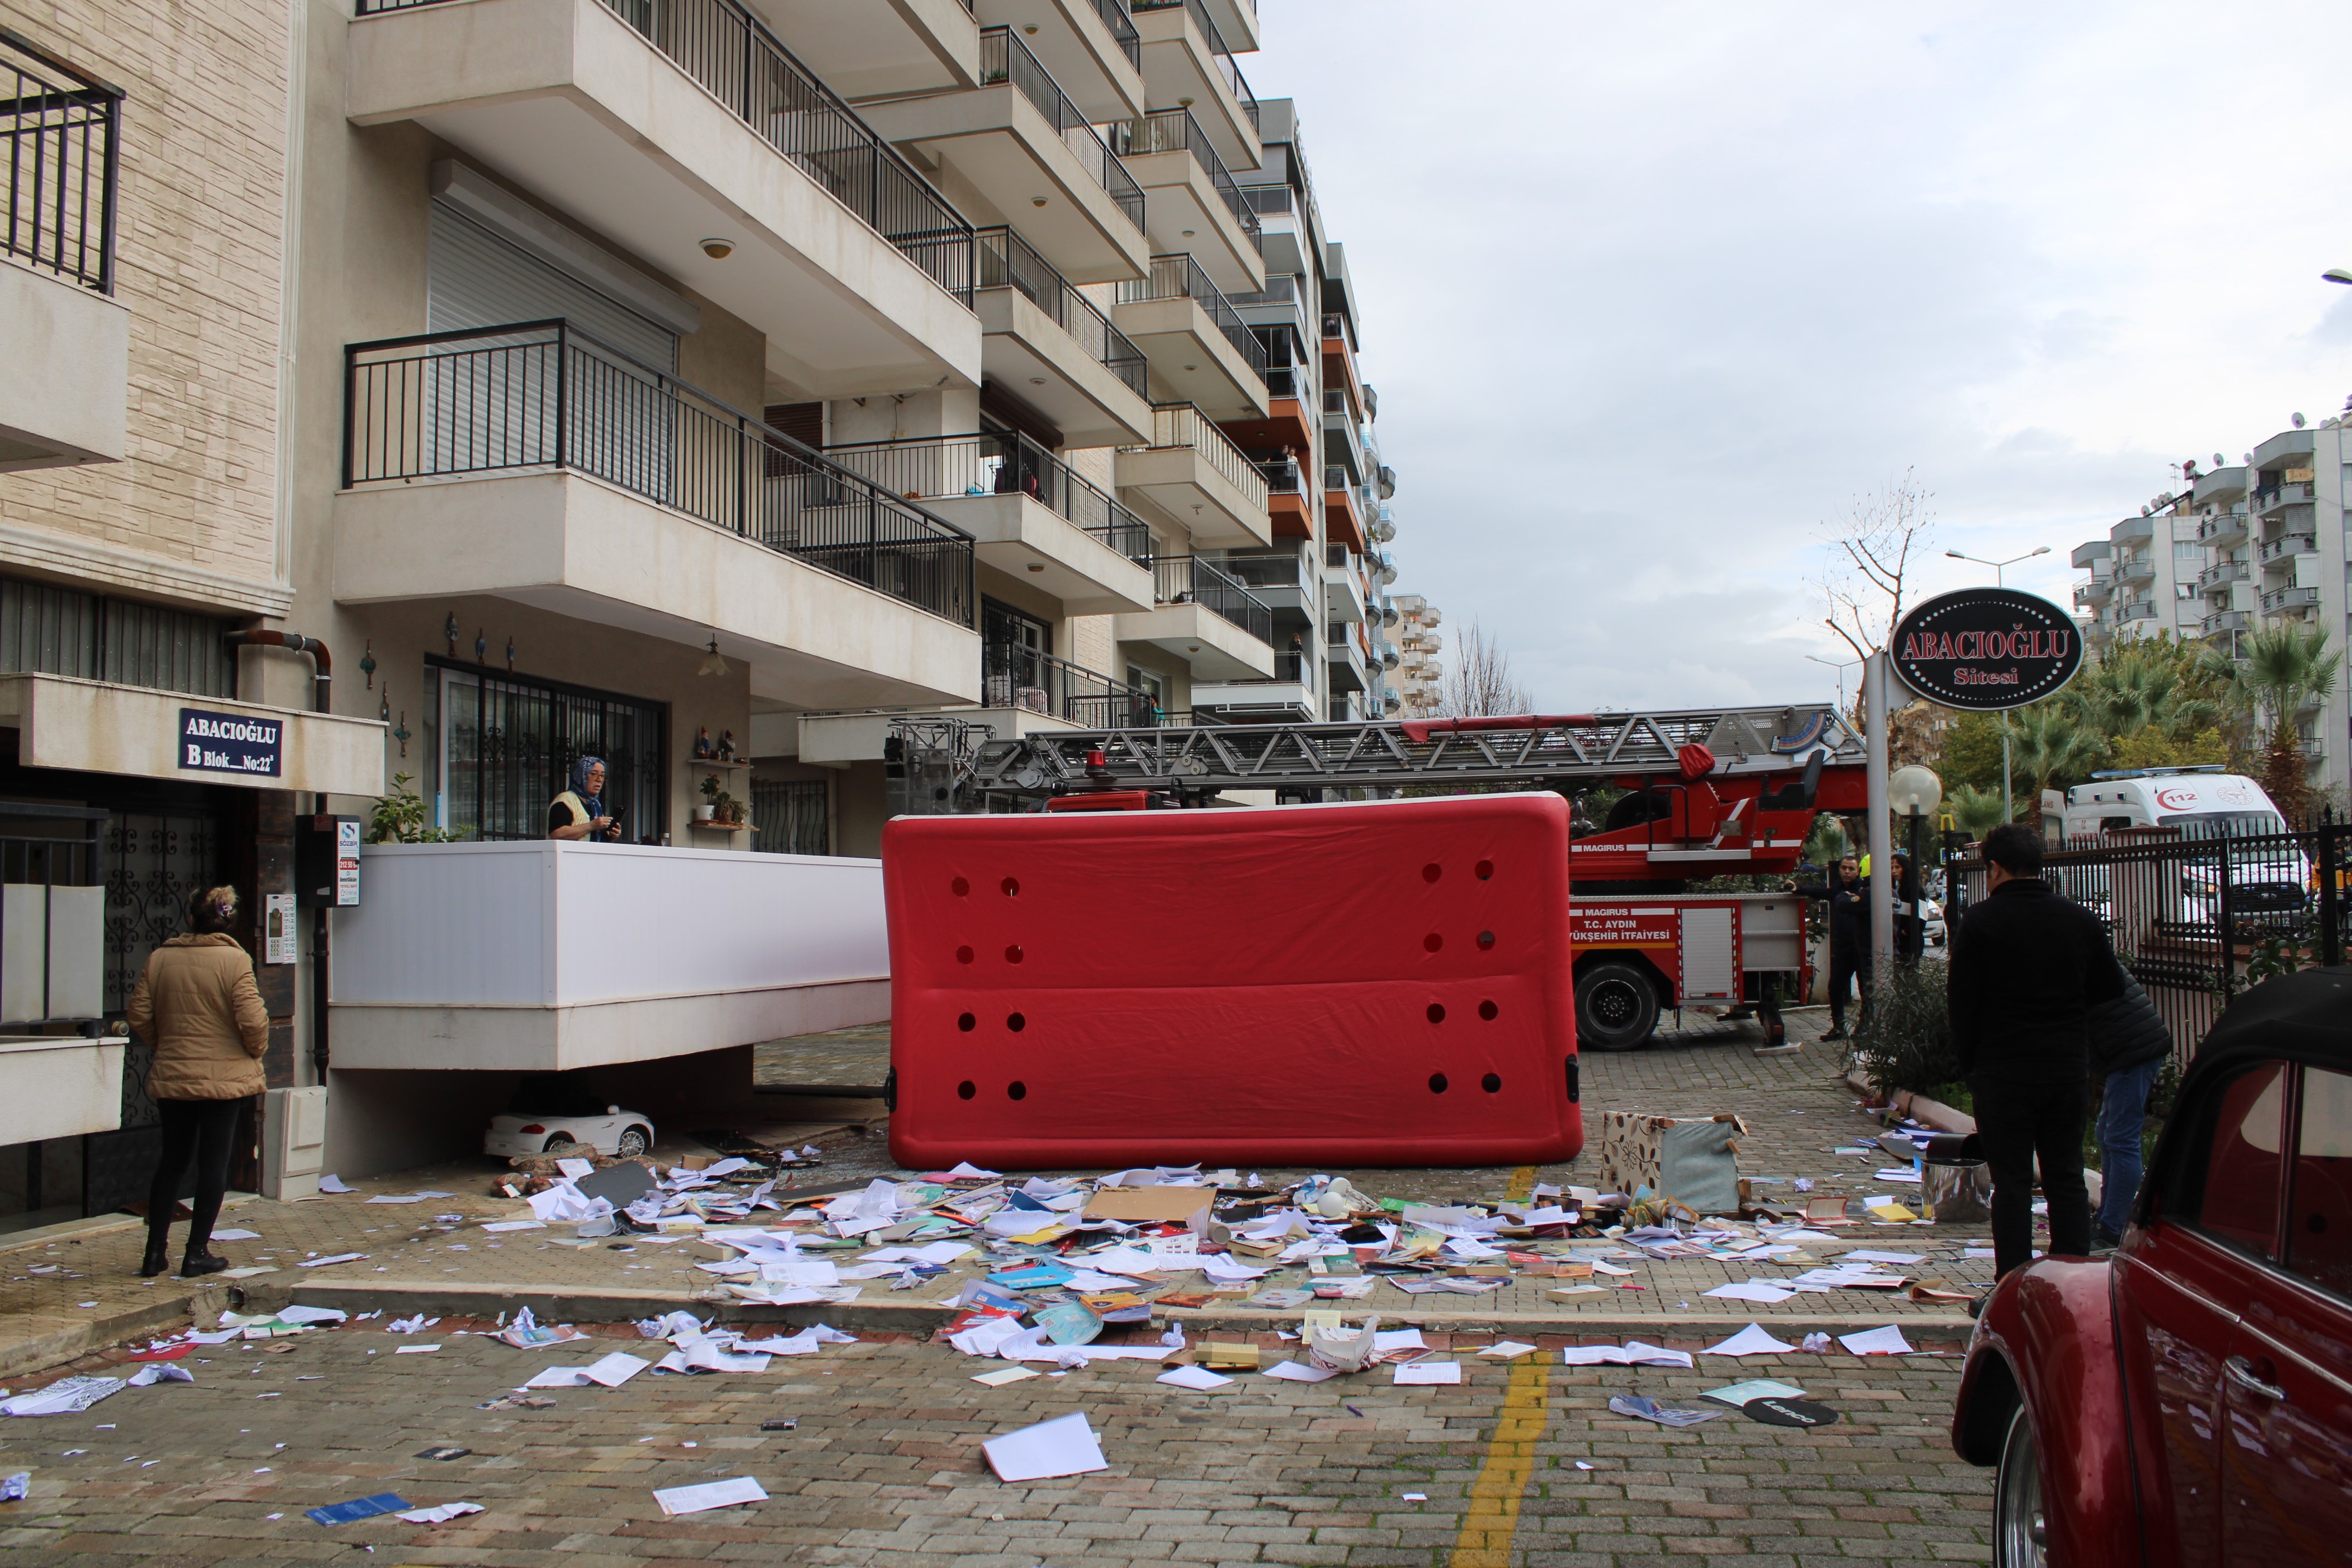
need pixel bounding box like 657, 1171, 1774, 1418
0, 577, 236, 698
752, 779, 828, 856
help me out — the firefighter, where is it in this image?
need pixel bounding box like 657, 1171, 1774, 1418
1789, 856, 1870, 1040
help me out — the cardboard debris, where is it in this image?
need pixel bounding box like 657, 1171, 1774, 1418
1080, 1186, 1213, 1227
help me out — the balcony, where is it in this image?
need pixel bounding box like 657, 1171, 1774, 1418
1114, 401, 1270, 547
1210, 549, 1311, 616
2253, 481, 2316, 516
2259, 533, 2317, 566
1322, 548, 1366, 623
0, 31, 126, 470
1323, 466, 1367, 552
2070, 540, 2111, 570
753, 0, 981, 99
1130, 0, 1259, 169
348, 0, 982, 400
825, 429, 1153, 613
2252, 428, 2315, 470
1116, 107, 1264, 293
2116, 554, 2157, 585
2262, 585, 2321, 615
1192, 652, 1315, 721
1112, 253, 1268, 419
1115, 553, 1275, 678
2191, 465, 2248, 507
336, 322, 980, 709
2110, 515, 2154, 545
973, 227, 1152, 443
985, 641, 1164, 724
1324, 623, 1367, 692
1253, 453, 1311, 538
2197, 512, 2249, 547
861, 28, 1148, 283
331, 841, 889, 1073
974, 0, 1146, 121
2074, 576, 2114, 605
2119, 601, 2160, 622
2198, 560, 2250, 593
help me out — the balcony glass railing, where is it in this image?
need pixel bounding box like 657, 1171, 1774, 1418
1114, 254, 1266, 378
1131, 0, 1254, 130
985, 642, 1159, 727
1256, 456, 1301, 494
979, 28, 1145, 231
1239, 184, 1293, 218
355, 0, 975, 303
342, 321, 976, 626
824, 429, 1151, 563
1152, 554, 1273, 645
1133, 403, 1266, 506
976, 226, 1148, 398
1210, 550, 1310, 595
2, 30, 120, 293
1120, 108, 1262, 254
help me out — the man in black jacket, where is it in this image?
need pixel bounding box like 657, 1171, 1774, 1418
1949, 823, 2126, 1278
2087, 972, 2171, 1247
1790, 855, 1869, 1040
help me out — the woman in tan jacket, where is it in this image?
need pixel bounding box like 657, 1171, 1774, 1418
127, 884, 270, 1279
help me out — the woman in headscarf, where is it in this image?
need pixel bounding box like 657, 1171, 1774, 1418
549, 755, 620, 841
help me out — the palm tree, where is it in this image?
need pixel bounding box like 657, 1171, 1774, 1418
1945, 783, 2010, 841
2007, 703, 2104, 829
2206, 624, 2341, 820
2068, 635, 2222, 743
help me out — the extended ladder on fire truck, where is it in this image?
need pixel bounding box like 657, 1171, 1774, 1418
891, 703, 1872, 1053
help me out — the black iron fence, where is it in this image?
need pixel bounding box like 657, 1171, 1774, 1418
2, 27, 120, 293
975, 226, 1148, 398
824, 428, 1152, 563
979, 28, 1144, 230
1137, 402, 1265, 504
343, 321, 976, 627
1152, 553, 1273, 645
1086, 0, 1141, 69
1947, 818, 2351, 1071
352, 0, 973, 303
1130, 0, 1255, 131
984, 642, 1158, 728
1115, 253, 1266, 379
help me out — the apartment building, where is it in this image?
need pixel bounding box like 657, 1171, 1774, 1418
1392, 594, 1445, 716
2069, 417, 2352, 803
1, 9, 386, 1226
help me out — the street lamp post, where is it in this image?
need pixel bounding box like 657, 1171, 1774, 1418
1944, 547, 2052, 822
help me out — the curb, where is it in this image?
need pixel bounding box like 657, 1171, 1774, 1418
0, 1280, 235, 1383
249, 1278, 1978, 1347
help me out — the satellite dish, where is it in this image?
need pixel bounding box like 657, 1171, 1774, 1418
2213, 452, 2226, 466
2292, 412, 2307, 429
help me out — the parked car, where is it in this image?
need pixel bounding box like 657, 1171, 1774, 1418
484, 1074, 655, 1159
1921, 898, 1946, 948
1949, 968, 2351, 1567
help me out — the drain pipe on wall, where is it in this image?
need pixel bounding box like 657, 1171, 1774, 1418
223, 631, 335, 1077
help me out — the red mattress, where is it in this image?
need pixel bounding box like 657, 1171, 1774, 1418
883, 793, 1582, 1170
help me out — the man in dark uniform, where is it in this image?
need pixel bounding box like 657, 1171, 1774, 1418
1791, 855, 1869, 1041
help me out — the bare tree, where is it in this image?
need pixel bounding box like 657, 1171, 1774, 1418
1815, 469, 1935, 659
1438, 619, 1535, 717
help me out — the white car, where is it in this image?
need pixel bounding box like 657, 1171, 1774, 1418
1922, 899, 1947, 948
484, 1104, 655, 1159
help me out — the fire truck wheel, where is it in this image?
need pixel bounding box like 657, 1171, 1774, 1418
1576, 960, 1660, 1052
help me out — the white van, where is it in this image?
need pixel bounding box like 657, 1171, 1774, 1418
2046, 768, 2307, 919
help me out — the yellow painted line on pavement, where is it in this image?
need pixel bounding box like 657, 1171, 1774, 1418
1448, 1354, 1550, 1567
1504, 1164, 1536, 1201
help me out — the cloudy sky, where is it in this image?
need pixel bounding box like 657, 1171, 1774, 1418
1253, 2, 2352, 713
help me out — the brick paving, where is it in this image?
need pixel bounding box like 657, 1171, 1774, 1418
0, 1312, 1990, 1566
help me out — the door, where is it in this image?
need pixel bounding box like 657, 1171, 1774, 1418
1679, 905, 1736, 1002
2219, 1063, 2352, 1564
2114, 1059, 2289, 1568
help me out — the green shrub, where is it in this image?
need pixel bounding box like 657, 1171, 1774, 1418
1845, 962, 1963, 1099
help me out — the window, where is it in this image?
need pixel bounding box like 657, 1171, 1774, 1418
2173, 1061, 2288, 1258
436, 664, 663, 842
752, 779, 828, 857
0, 577, 234, 699
2287, 1066, 2352, 1299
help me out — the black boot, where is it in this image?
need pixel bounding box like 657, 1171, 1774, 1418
179, 1245, 228, 1279
138, 1233, 172, 1278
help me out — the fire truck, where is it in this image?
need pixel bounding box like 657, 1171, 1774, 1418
889, 703, 1868, 1052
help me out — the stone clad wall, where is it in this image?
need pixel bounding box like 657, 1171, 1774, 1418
0, 0, 289, 613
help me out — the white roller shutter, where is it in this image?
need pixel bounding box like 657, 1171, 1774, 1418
427, 203, 677, 371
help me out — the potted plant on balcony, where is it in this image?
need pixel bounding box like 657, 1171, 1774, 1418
697, 773, 721, 822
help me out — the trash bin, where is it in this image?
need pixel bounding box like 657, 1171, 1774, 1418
1916, 1131, 1991, 1224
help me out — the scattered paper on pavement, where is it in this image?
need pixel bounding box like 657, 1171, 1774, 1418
1263, 1360, 1341, 1383
1478, 1341, 1540, 1359
983, 1412, 1108, 1482
1394, 1361, 1461, 1385
396, 1502, 485, 1524
654, 1477, 767, 1516
1156, 1366, 1234, 1391
1701, 1323, 1796, 1357
1838, 1325, 1916, 1357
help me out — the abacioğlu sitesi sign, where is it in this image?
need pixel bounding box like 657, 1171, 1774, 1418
1890, 588, 2082, 711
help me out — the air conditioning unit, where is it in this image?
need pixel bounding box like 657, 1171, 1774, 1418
262, 1086, 327, 1201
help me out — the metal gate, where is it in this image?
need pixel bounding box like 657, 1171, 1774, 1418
1948, 817, 2348, 1070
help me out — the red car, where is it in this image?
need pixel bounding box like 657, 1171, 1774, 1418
1951, 967, 2352, 1567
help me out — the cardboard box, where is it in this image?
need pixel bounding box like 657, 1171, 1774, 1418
1593, 1112, 1749, 1215
1200, 1342, 1260, 1370
1082, 1187, 1214, 1228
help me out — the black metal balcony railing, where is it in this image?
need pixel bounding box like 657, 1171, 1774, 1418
1138, 403, 1265, 504
825, 429, 1151, 563
1153, 554, 1273, 645
1089, 0, 1142, 70
1131, 0, 1255, 131
1115, 254, 1267, 380
979, 28, 1145, 231
1122, 108, 1261, 254
2, 28, 121, 293
975, 227, 1148, 398
985, 642, 1159, 727
342, 321, 976, 627
353, 0, 975, 304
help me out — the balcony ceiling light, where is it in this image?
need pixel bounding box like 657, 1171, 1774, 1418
700, 238, 736, 260
697, 637, 730, 678
1027, 563, 1046, 572
1029, 377, 1047, 386
1033, 197, 1048, 207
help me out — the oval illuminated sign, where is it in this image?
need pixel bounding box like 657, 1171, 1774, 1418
1890, 588, 2081, 711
